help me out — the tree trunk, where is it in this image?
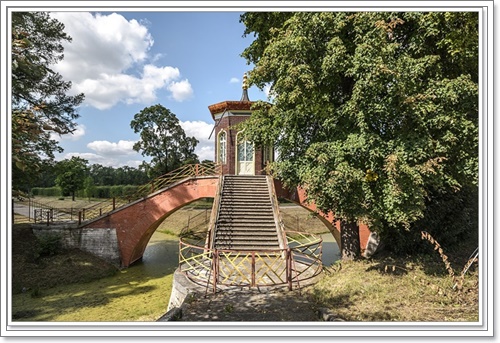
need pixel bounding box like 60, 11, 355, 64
72, 191, 75, 201
340, 220, 360, 260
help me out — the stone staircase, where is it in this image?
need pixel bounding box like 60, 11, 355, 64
213, 175, 281, 250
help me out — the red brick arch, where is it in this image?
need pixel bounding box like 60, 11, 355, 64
82, 176, 370, 268
82, 176, 219, 267
273, 180, 371, 253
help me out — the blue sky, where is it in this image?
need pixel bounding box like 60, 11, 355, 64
47, 10, 269, 167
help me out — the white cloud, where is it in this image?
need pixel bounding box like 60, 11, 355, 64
51, 124, 86, 142
197, 146, 215, 162
51, 12, 193, 109
87, 140, 137, 156
61, 152, 144, 168
62, 152, 109, 165
180, 120, 215, 161
168, 79, 194, 102
123, 160, 144, 168
230, 77, 240, 84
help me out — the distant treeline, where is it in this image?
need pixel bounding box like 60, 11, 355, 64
31, 185, 141, 199
28, 163, 148, 199
35, 163, 149, 188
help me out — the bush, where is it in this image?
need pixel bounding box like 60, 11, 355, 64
36, 233, 62, 257
31, 187, 62, 197
381, 185, 479, 256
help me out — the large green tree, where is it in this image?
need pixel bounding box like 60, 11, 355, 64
130, 104, 199, 178
55, 157, 89, 201
240, 12, 478, 258
12, 12, 85, 192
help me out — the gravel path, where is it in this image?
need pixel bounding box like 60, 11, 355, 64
178, 288, 321, 321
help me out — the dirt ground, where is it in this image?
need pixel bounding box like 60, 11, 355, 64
174, 288, 322, 322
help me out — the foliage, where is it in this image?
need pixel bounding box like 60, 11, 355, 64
31, 186, 62, 197
240, 12, 478, 257
36, 233, 62, 257
12, 12, 84, 191
83, 176, 96, 200
89, 164, 149, 186
93, 185, 139, 198
130, 104, 199, 178
54, 157, 89, 201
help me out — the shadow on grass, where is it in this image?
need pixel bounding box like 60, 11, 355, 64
11, 229, 181, 321
308, 290, 398, 321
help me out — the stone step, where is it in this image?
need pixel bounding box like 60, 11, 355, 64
213, 175, 280, 252
214, 243, 280, 251
216, 225, 277, 235
219, 204, 271, 209
223, 183, 268, 188
223, 182, 268, 187
220, 198, 271, 203
218, 210, 273, 215
220, 198, 270, 203
217, 222, 277, 228
219, 204, 272, 209
215, 235, 279, 242
224, 175, 267, 179
216, 216, 275, 227
221, 193, 270, 197
217, 214, 275, 220
222, 190, 269, 195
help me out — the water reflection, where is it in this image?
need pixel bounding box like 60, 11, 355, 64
321, 233, 341, 266
128, 232, 180, 278
135, 231, 340, 277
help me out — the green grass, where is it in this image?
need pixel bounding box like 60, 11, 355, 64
306, 253, 479, 322
11, 197, 479, 322
11, 224, 177, 322
12, 268, 174, 321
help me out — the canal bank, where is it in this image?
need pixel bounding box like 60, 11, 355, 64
12, 227, 339, 322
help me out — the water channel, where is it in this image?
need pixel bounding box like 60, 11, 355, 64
141, 230, 340, 271
12, 230, 340, 321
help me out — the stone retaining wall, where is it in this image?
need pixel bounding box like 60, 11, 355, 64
31, 223, 121, 267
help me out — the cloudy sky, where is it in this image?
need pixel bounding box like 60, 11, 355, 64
40, 10, 269, 168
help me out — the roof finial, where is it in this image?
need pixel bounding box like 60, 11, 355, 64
240, 72, 250, 101
242, 72, 248, 90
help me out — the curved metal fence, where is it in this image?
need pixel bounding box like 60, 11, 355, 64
179, 231, 323, 293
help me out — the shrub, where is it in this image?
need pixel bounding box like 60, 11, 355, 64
36, 233, 62, 257
31, 187, 62, 197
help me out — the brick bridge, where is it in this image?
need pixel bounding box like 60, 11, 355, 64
80, 166, 371, 268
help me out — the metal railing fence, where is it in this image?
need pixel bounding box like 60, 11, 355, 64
13, 163, 221, 226
179, 231, 322, 293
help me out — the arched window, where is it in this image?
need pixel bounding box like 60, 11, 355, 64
217, 130, 227, 164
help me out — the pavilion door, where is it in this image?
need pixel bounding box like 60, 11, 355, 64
236, 136, 254, 175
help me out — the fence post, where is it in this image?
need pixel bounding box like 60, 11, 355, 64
46, 210, 50, 226
78, 211, 82, 225
251, 252, 256, 287
212, 250, 218, 294
112, 197, 116, 210
287, 249, 292, 291
28, 198, 31, 222
195, 164, 199, 176
82, 208, 85, 221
